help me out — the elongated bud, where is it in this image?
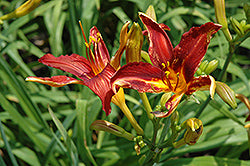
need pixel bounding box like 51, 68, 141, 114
90, 120, 134, 141
204, 59, 219, 74
0, 0, 41, 23
214, 0, 232, 41
126, 22, 143, 63
216, 81, 237, 109
230, 17, 245, 36
145, 5, 157, 21
199, 60, 209, 72
235, 94, 250, 122
183, 118, 203, 145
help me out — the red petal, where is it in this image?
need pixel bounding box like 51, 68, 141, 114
111, 62, 170, 93
186, 75, 215, 99
25, 76, 84, 87
173, 22, 221, 83
84, 64, 116, 116
90, 26, 110, 69
153, 93, 184, 118
139, 13, 173, 69
39, 54, 95, 80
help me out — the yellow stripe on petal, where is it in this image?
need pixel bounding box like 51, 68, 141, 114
26, 76, 84, 87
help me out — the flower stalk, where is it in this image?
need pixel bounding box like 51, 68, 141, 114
112, 88, 144, 135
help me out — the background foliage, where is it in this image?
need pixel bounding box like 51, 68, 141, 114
0, 0, 249, 165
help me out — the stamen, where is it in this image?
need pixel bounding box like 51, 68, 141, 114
150, 83, 157, 92
79, 20, 99, 75
162, 63, 166, 69
174, 72, 180, 92
162, 72, 173, 91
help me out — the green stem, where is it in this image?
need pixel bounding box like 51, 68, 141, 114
247, 128, 250, 156
196, 41, 235, 118
152, 118, 160, 146
139, 93, 154, 121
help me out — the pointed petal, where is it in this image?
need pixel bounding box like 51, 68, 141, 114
90, 26, 110, 68
39, 53, 95, 80
173, 22, 221, 82
139, 12, 173, 69
111, 62, 170, 93
153, 93, 184, 118
186, 75, 216, 99
84, 64, 116, 116
25, 76, 84, 87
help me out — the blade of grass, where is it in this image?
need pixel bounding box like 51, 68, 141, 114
48, 106, 79, 166
0, 121, 18, 166
76, 99, 98, 166
0, 54, 48, 128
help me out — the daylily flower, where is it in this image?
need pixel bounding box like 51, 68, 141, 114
111, 13, 221, 118
26, 22, 130, 116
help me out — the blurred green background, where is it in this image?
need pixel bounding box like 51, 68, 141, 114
0, 0, 249, 165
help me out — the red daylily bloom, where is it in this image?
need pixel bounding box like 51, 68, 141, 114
111, 13, 221, 118
26, 23, 130, 116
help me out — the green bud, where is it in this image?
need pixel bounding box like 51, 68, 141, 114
126, 22, 143, 63
216, 81, 237, 109
230, 17, 245, 36
141, 50, 152, 64
160, 92, 172, 109
240, 20, 246, 27
196, 68, 202, 76
199, 60, 209, 72
214, 0, 232, 41
243, 24, 250, 32
204, 59, 219, 74
90, 120, 134, 141
134, 136, 146, 155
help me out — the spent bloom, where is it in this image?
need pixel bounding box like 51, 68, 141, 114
111, 13, 222, 117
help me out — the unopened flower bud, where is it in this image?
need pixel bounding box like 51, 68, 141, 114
199, 60, 209, 72
160, 92, 172, 109
183, 118, 203, 145
0, 0, 41, 23
145, 5, 157, 21
214, 0, 232, 41
90, 120, 134, 141
204, 59, 219, 74
134, 136, 146, 155
126, 22, 143, 63
216, 81, 237, 109
230, 17, 245, 36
